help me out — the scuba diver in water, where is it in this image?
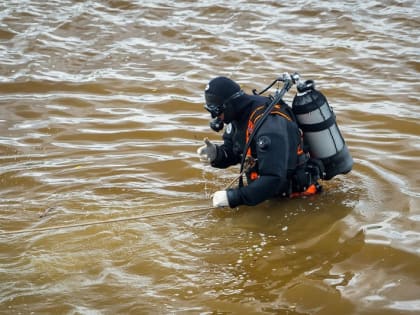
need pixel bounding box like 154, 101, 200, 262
197, 73, 353, 208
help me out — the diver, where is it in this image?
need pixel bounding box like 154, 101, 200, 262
197, 76, 323, 208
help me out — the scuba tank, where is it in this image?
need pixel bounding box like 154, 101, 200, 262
292, 79, 353, 180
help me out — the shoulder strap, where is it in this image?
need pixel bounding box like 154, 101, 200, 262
247, 104, 293, 140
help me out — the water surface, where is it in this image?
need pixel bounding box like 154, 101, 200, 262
0, 1, 419, 314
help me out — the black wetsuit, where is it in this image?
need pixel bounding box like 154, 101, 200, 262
211, 94, 302, 207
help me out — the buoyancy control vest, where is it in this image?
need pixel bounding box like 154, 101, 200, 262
245, 103, 322, 197
291, 81, 353, 180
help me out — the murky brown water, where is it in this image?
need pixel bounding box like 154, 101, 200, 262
1, 1, 419, 314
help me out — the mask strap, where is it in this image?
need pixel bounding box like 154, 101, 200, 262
224, 90, 244, 105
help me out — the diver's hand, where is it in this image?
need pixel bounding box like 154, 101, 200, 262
212, 190, 229, 207
197, 137, 217, 163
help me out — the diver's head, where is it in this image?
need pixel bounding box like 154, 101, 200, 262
204, 77, 244, 124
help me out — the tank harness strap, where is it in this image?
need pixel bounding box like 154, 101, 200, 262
299, 114, 336, 133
